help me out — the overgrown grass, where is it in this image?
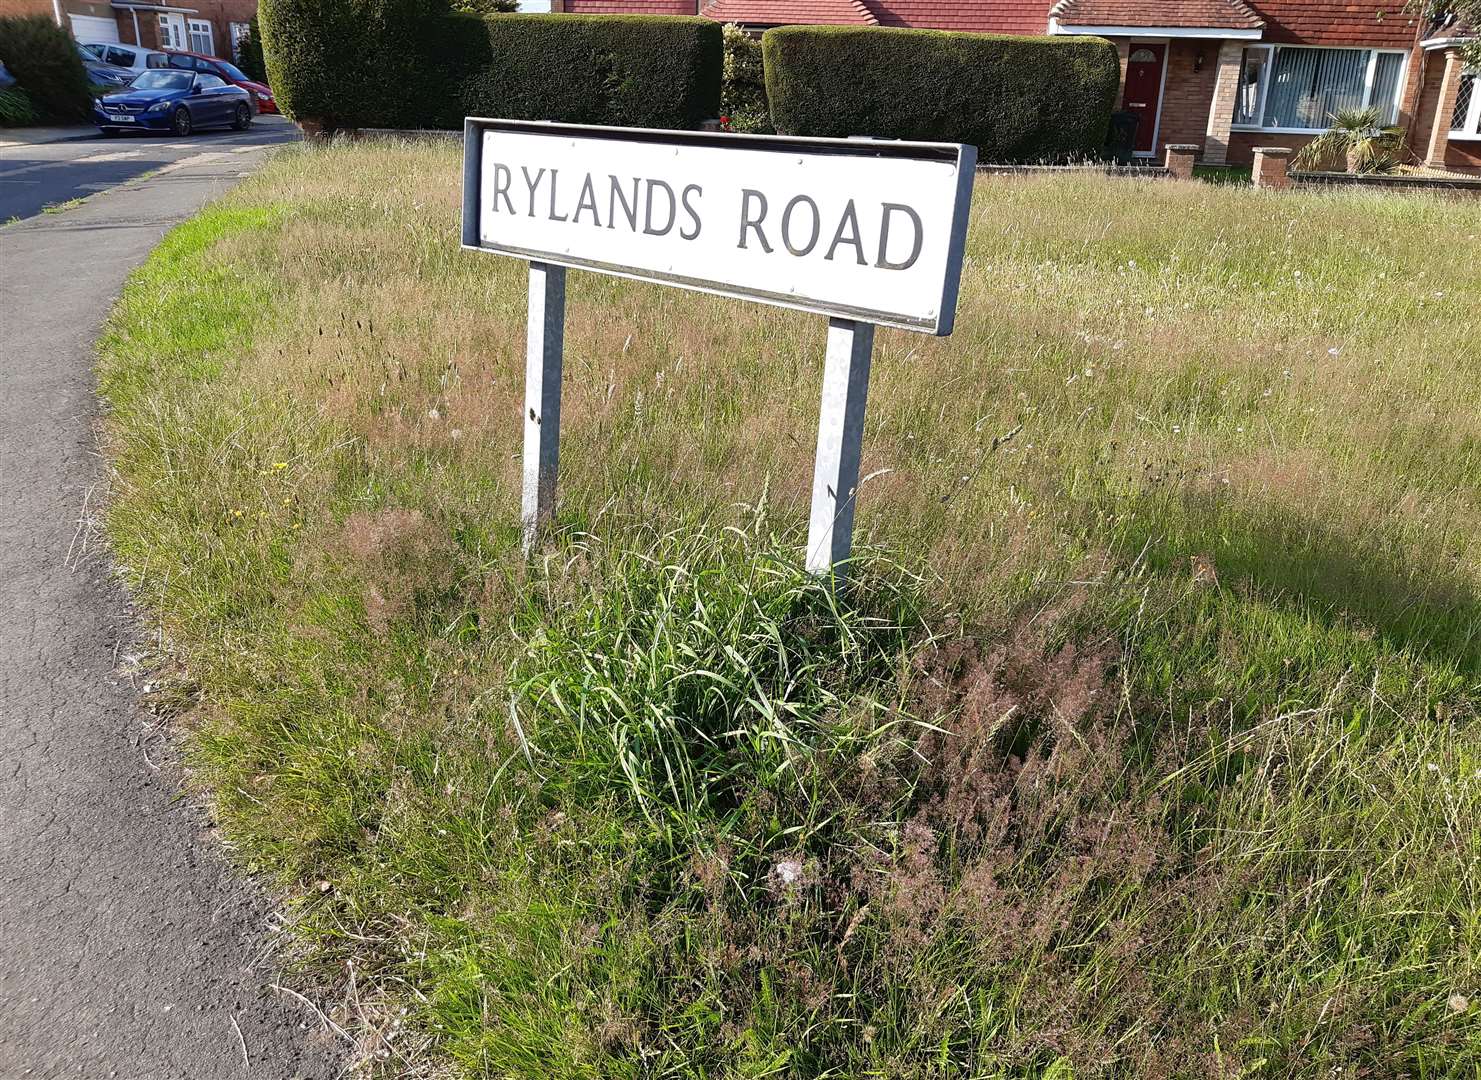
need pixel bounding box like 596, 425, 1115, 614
97, 141, 1481, 1078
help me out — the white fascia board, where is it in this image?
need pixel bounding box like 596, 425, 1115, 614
1419, 36, 1474, 50
110, 2, 200, 12
1050, 21, 1263, 40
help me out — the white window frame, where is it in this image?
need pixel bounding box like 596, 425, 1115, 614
229, 21, 250, 58
157, 13, 185, 50
1231, 44, 1410, 134
1451, 69, 1481, 141
187, 18, 214, 56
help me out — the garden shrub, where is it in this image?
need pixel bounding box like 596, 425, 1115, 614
763, 26, 1119, 162
0, 86, 39, 127
260, 0, 720, 132
235, 17, 267, 85
260, 0, 438, 129
721, 22, 771, 133
445, 14, 721, 131
0, 15, 93, 123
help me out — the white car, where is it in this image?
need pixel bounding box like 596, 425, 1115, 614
79, 42, 170, 75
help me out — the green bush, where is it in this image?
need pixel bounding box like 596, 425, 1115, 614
260, 0, 721, 132
721, 22, 771, 134
447, 14, 721, 131
260, 0, 438, 129
763, 26, 1119, 163
0, 15, 93, 123
235, 17, 267, 84
0, 86, 39, 127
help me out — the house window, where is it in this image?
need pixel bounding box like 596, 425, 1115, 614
1452, 71, 1481, 140
1232, 46, 1408, 131
188, 18, 214, 56
157, 13, 184, 50
229, 21, 250, 59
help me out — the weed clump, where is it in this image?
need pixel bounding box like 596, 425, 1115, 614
476, 532, 1230, 1076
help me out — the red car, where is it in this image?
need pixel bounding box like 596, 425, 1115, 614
163, 50, 277, 114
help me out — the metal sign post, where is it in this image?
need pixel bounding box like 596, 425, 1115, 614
463, 118, 975, 573
521, 261, 565, 551
806, 318, 874, 574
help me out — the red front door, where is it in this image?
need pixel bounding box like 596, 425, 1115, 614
1124, 43, 1167, 155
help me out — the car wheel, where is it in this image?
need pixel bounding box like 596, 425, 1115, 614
231, 102, 251, 131
172, 106, 192, 137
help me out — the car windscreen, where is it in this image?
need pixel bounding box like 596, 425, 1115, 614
215, 60, 251, 82
132, 71, 193, 90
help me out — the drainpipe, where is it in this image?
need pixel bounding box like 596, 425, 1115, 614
131, 7, 141, 45
52, 0, 64, 29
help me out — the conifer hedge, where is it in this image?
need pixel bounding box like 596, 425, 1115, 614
763, 26, 1120, 162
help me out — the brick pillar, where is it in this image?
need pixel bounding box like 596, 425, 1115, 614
1164, 143, 1199, 179
1252, 146, 1292, 190
1203, 40, 1245, 166
1426, 50, 1464, 168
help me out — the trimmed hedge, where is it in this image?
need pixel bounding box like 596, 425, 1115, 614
259, 0, 436, 130
260, 1, 721, 132
443, 14, 721, 130
763, 26, 1119, 163
0, 15, 93, 123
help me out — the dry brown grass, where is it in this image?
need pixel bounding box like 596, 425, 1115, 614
97, 140, 1481, 1078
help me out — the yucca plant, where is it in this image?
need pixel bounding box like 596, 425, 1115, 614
1293, 106, 1404, 173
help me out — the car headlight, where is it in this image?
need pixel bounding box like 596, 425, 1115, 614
146, 100, 173, 113
255, 91, 270, 102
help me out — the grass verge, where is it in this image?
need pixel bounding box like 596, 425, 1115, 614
98, 140, 1481, 1078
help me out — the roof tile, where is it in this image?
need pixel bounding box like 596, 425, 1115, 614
1051, 0, 1263, 31
703, 0, 877, 24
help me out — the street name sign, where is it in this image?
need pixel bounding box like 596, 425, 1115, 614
461, 118, 976, 574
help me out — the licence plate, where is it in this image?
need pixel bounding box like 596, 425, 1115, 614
107, 114, 134, 123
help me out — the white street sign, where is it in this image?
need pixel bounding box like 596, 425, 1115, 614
464, 120, 974, 336
461, 119, 977, 574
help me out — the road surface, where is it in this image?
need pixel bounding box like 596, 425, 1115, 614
0, 115, 345, 1079
0, 120, 299, 223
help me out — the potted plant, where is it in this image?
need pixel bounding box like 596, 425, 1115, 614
1292, 106, 1404, 174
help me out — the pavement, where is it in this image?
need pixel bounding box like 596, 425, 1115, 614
0, 114, 346, 1078
0, 124, 95, 149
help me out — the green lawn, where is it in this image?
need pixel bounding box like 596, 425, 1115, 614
97, 140, 1481, 1078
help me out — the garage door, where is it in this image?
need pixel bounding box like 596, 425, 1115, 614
70, 14, 120, 44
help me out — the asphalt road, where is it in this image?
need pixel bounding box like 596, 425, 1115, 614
0, 115, 345, 1078
0, 117, 300, 223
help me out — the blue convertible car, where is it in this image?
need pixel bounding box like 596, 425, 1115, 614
94, 69, 254, 137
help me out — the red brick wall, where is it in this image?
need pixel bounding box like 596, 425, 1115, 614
1227, 129, 1316, 165
1248, 0, 1421, 48
1154, 39, 1220, 152
104, 0, 256, 60
1448, 142, 1481, 169
0, 0, 55, 18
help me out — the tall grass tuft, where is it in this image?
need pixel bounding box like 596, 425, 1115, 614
514, 526, 930, 840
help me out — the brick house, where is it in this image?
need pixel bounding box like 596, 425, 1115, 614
3, 0, 258, 62
551, 0, 1480, 171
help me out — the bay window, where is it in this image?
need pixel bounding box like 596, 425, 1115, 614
1232, 46, 1408, 132
1452, 71, 1481, 140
